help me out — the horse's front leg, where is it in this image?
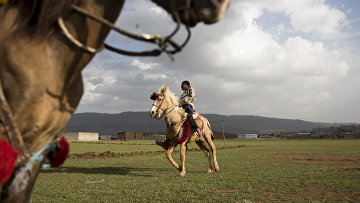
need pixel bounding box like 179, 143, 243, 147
166, 146, 181, 171
179, 143, 186, 177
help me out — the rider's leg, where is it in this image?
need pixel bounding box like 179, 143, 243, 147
183, 104, 203, 140
184, 104, 196, 128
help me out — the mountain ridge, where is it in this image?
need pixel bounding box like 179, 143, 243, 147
65, 112, 340, 135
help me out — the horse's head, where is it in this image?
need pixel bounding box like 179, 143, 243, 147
149, 85, 172, 119
152, 0, 231, 27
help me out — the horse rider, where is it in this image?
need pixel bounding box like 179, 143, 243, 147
180, 81, 203, 140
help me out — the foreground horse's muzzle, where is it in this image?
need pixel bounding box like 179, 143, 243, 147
197, 0, 231, 25
179, 0, 231, 26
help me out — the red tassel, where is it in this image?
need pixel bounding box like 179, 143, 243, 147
177, 120, 191, 144
48, 137, 69, 168
211, 135, 215, 140
0, 138, 20, 185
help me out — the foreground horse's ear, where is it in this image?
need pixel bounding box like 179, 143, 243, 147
161, 86, 167, 93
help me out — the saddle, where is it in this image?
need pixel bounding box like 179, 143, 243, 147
177, 113, 205, 144
193, 113, 205, 132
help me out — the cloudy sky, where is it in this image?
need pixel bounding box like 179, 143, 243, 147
76, 0, 360, 123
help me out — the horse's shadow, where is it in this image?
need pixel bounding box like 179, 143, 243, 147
41, 166, 173, 177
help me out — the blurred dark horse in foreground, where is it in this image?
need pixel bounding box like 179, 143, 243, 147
0, 0, 230, 202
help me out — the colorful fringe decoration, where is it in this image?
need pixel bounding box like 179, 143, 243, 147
0, 138, 20, 185
177, 120, 191, 144
47, 137, 69, 168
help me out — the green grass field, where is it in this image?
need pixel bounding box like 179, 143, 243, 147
29, 139, 360, 202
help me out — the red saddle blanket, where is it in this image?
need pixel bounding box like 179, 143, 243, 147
177, 115, 214, 144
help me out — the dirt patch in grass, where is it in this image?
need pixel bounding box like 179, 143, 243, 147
215, 189, 238, 194
277, 153, 360, 167
69, 145, 246, 159
336, 167, 360, 176
69, 150, 165, 159
289, 186, 360, 202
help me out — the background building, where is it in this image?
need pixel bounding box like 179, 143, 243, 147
65, 132, 99, 141
237, 134, 258, 139
143, 132, 166, 140
99, 134, 118, 140
117, 131, 144, 140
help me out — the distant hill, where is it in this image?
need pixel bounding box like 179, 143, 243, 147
66, 112, 334, 136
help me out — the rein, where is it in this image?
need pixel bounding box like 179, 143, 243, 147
58, 0, 192, 58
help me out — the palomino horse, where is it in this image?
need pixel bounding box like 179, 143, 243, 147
0, 0, 230, 202
149, 85, 219, 176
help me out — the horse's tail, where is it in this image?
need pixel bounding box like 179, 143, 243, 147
206, 121, 215, 141
207, 121, 212, 130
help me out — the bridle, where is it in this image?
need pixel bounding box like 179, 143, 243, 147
58, 0, 193, 59
152, 94, 177, 120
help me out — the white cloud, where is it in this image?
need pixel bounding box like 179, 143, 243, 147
77, 0, 360, 123
239, 0, 347, 38
150, 7, 167, 16
289, 3, 345, 36
131, 59, 158, 70
191, 14, 349, 119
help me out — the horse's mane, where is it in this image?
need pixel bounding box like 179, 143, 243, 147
159, 85, 179, 105
8, 0, 77, 37
159, 85, 186, 117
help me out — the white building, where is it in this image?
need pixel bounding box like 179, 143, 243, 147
237, 134, 258, 139
65, 132, 99, 141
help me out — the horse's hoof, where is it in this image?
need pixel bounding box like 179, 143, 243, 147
179, 172, 186, 177
207, 169, 213, 173
177, 165, 182, 171
215, 166, 219, 172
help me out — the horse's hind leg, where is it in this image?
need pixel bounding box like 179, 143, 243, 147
196, 140, 213, 173
205, 133, 219, 172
